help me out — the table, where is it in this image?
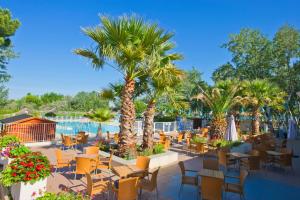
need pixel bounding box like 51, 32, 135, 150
198, 169, 224, 179
228, 152, 250, 159
112, 165, 144, 178
76, 154, 98, 160
266, 151, 284, 156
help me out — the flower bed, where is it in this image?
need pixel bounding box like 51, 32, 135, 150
37, 192, 90, 200
0, 152, 51, 200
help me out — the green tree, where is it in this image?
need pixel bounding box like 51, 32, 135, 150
242, 79, 286, 134
194, 80, 241, 138
272, 25, 300, 117
75, 15, 174, 156
40, 92, 64, 104
221, 29, 272, 80
0, 8, 20, 105
212, 62, 236, 82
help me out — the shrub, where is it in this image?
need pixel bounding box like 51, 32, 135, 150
139, 148, 153, 156
153, 144, 164, 154
0, 152, 51, 187
36, 192, 89, 200
0, 144, 31, 158
191, 136, 207, 144
0, 135, 20, 148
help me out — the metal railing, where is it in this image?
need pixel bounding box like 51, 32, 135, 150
0, 123, 56, 143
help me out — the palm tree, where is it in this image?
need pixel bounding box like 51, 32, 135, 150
75, 15, 175, 156
242, 79, 286, 134
194, 80, 241, 138
142, 52, 185, 149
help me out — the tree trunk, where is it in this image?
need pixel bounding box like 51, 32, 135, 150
118, 76, 136, 157
252, 107, 260, 134
210, 115, 227, 139
142, 100, 155, 149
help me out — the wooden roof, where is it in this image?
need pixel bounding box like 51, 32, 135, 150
0, 114, 55, 124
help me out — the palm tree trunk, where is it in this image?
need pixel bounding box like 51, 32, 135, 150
118, 76, 136, 157
210, 115, 227, 139
252, 107, 260, 134
142, 100, 155, 149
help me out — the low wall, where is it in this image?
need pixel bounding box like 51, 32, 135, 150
99, 150, 179, 169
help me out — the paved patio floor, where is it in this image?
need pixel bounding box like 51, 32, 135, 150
30, 139, 300, 200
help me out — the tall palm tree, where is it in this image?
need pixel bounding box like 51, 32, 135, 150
242, 79, 286, 134
142, 52, 185, 149
194, 80, 241, 138
74, 15, 175, 156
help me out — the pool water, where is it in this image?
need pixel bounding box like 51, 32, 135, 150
56, 121, 119, 135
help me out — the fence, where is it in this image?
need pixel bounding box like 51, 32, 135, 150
0, 123, 56, 143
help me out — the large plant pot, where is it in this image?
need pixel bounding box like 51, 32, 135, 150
0, 157, 13, 170
10, 178, 47, 200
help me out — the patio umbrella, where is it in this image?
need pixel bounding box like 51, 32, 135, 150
225, 115, 238, 141
288, 119, 298, 139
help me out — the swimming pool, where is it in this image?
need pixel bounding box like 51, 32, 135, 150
56, 121, 120, 135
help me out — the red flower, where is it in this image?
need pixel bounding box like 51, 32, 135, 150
11, 172, 17, 177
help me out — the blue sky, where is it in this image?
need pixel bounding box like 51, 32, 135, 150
2, 0, 300, 99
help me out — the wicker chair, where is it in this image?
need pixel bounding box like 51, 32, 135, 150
273, 148, 293, 171
139, 167, 160, 200
112, 177, 139, 200
63, 135, 77, 150
178, 161, 198, 196
177, 133, 183, 144
224, 169, 248, 200
200, 176, 223, 200
218, 150, 236, 170
85, 172, 110, 198
74, 157, 96, 179
54, 149, 73, 172
203, 159, 219, 170
85, 146, 99, 155
97, 150, 113, 171
241, 150, 260, 170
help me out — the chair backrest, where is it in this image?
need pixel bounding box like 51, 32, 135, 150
217, 150, 228, 167
177, 134, 183, 143
55, 149, 63, 161
136, 156, 150, 170
149, 167, 160, 190
86, 172, 93, 196
64, 136, 73, 146
114, 134, 119, 143
76, 157, 93, 175
196, 143, 205, 153
60, 134, 65, 143
279, 148, 293, 166
85, 146, 99, 155
186, 137, 191, 145
203, 159, 219, 170
82, 135, 88, 144
118, 177, 139, 200
240, 169, 248, 187
78, 131, 86, 137
201, 176, 223, 200
164, 139, 171, 150
250, 149, 260, 156
178, 161, 185, 176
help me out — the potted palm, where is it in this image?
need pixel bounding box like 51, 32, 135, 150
0, 152, 51, 200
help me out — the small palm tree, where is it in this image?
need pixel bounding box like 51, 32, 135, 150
242, 79, 286, 134
75, 15, 175, 156
194, 80, 241, 138
142, 53, 185, 148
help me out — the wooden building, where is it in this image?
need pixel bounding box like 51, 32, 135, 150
0, 114, 56, 143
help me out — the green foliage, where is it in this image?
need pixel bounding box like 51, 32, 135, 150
153, 143, 164, 154
191, 136, 207, 144
212, 62, 236, 82
134, 100, 147, 118
85, 108, 114, 122
0, 152, 51, 187
36, 192, 89, 200
0, 135, 20, 148
211, 139, 242, 148
139, 148, 153, 156
69, 91, 108, 112
40, 92, 63, 104
8, 145, 31, 158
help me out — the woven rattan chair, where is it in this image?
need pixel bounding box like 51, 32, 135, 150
74, 157, 96, 179
203, 159, 219, 170
241, 150, 260, 170
63, 135, 77, 150
274, 148, 293, 171
112, 177, 139, 200
54, 149, 73, 172
200, 176, 223, 200
85, 146, 99, 155
97, 150, 113, 171
218, 150, 236, 170
86, 172, 110, 198
224, 169, 248, 200
178, 161, 198, 196
139, 167, 160, 200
